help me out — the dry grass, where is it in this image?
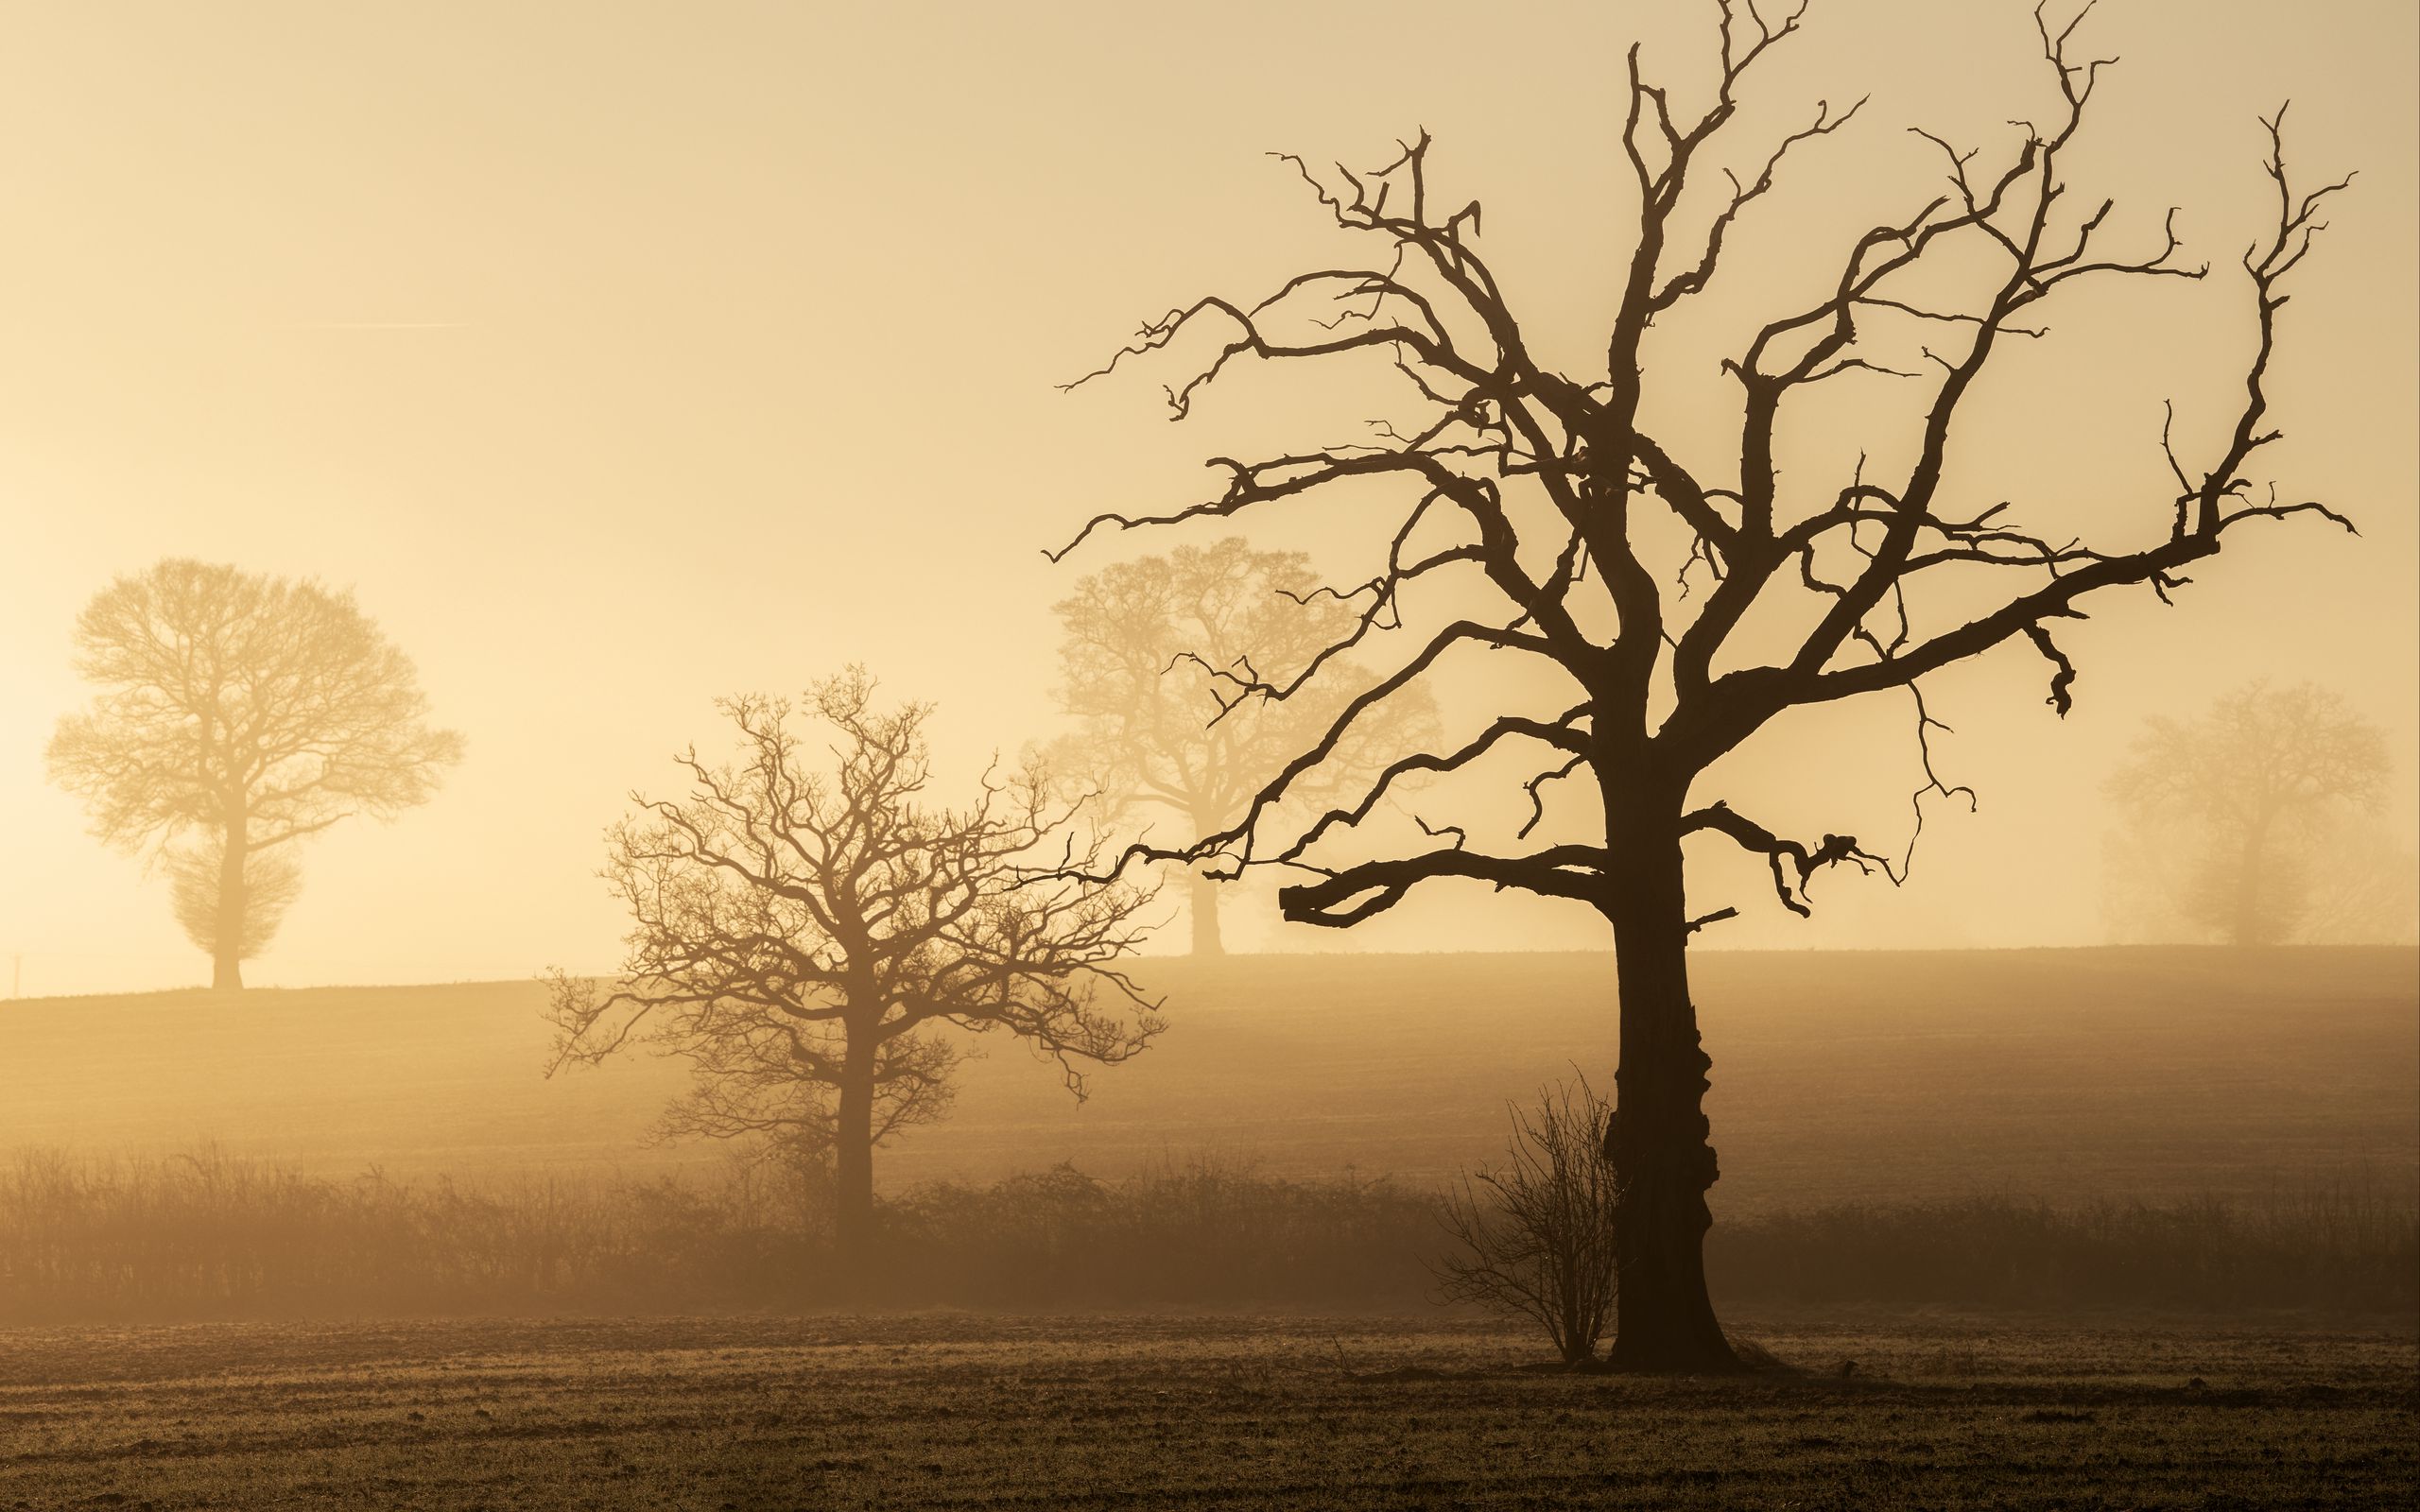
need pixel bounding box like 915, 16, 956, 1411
0, 948, 2411, 1214
1, 1149, 2408, 1325
0, 1314, 2411, 1509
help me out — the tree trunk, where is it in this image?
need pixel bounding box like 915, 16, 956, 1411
1189, 869, 1225, 956
832, 1036, 877, 1282
2231, 815, 2273, 947
212, 826, 248, 991
1601, 799, 1737, 1373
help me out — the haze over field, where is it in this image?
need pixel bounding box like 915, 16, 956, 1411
0, 0, 2413, 995
5, 949, 2411, 1211
1, 1, 2415, 1500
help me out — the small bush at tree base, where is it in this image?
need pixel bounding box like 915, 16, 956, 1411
1428, 1078, 1621, 1366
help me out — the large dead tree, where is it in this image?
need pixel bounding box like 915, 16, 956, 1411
1053, 3, 2354, 1369
546, 670, 1163, 1272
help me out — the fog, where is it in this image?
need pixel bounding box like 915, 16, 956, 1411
0, 7, 2415, 1501
0, 0, 2412, 995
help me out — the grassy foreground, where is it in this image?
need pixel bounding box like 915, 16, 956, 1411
0, 1314, 2411, 1509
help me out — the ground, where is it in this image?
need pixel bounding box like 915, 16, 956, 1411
1, 1314, 2411, 1509
4, 952, 2411, 1503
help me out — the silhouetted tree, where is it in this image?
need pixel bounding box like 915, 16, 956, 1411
47, 558, 464, 989
2106, 682, 2394, 945
545, 670, 1164, 1273
1053, 539, 1436, 954
1056, 5, 2354, 1369
1432, 1077, 1621, 1367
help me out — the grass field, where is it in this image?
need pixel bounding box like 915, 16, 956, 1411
3, 953, 2412, 1506
2, 948, 2411, 1211
0, 1314, 2411, 1509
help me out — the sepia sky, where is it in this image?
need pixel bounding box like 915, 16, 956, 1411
0, 0, 2411, 994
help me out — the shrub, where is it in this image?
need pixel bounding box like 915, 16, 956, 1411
1429, 1079, 1621, 1366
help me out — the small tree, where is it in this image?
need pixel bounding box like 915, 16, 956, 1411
47, 558, 464, 989
545, 670, 1165, 1272
2105, 682, 2394, 945
1052, 539, 1436, 954
1433, 1078, 1622, 1368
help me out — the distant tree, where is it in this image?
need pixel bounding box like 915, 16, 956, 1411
545, 670, 1164, 1273
2105, 682, 2397, 945
1053, 540, 1436, 954
1432, 1077, 1622, 1368
47, 558, 465, 989
1054, 6, 2355, 1369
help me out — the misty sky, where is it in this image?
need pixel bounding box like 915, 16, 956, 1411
1, 0, 2412, 994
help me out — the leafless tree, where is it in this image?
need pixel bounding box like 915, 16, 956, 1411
1054, 4, 2355, 1368
545, 669, 1165, 1271
47, 558, 465, 989
1432, 1077, 1621, 1368
2106, 681, 2395, 945
1053, 539, 1436, 954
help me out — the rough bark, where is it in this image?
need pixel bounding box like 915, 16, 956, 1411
1602, 795, 1737, 1373
833, 1036, 877, 1277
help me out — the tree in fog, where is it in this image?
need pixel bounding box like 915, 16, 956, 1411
47, 558, 465, 989
545, 669, 1163, 1271
1053, 539, 1436, 954
166, 834, 306, 966
1054, 5, 2356, 1368
2105, 682, 2403, 945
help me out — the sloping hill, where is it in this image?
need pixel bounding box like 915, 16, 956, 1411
1, 948, 2411, 1211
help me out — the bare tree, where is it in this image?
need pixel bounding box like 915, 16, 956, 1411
1053, 5, 2354, 1368
47, 558, 465, 989
2106, 681, 2394, 945
545, 669, 1164, 1272
1432, 1077, 1621, 1368
1053, 539, 1436, 954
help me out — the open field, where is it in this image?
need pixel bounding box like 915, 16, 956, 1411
2, 948, 2411, 1211
0, 1314, 2411, 1509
